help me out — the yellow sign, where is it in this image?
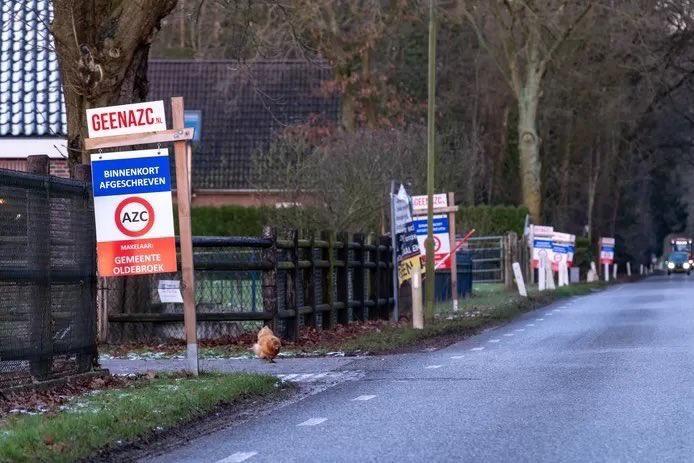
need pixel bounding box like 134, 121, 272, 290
398, 254, 426, 285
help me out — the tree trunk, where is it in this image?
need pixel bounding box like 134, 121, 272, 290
51, 0, 177, 168
517, 72, 542, 222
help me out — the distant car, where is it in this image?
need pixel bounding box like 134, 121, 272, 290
666, 252, 691, 275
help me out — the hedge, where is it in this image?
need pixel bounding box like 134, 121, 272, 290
457, 205, 528, 236
174, 206, 268, 236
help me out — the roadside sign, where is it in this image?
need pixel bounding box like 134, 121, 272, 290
600, 237, 615, 264
412, 214, 451, 269
91, 148, 177, 276
86, 101, 167, 138
392, 185, 423, 285
411, 194, 448, 213
530, 225, 554, 268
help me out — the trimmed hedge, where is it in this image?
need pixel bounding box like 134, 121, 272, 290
457, 205, 528, 236
174, 206, 268, 236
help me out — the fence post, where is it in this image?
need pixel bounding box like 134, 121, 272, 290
26, 155, 51, 379
373, 233, 382, 318
262, 226, 278, 331
323, 230, 337, 329
353, 233, 367, 321
73, 163, 98, 370
287, 230, 301, 341
504, 233, 513, 289
308, 232, 319, 329
337, 232, 350, 324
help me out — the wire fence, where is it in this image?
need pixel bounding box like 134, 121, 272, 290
101, 230, 394, 343
0, 167, 97, 389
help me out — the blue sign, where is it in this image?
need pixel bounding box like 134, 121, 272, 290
92, 154, 171, 197
412, 216, 449, 234
184, 110, 202, 142
553, 243, 569, 254
601, 245, 615, 253
533, 239, 553, 249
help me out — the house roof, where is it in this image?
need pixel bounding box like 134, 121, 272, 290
0, 1, 339, 189
148, 60, 339, 189
0, 0, 66, 137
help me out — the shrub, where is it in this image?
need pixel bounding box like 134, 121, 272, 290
457, 205, 528, 236
174, 206, 268, 236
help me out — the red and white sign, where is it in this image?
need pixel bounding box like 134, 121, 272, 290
412, 194, 448, 213
87, 101, 167, 138
91, 149, 177, 276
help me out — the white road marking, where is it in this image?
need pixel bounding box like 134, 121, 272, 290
515, 329, 525, 332
279, 374, 298, 381
488, 339, 500, 343
503, 333, 514, 337
304, 373, 328, 382
536, 318, 545, 321
425, 364, 443, 369
546, 313, 554, 316
298, 418, 327, 427
471, 347, 485, 351
353, 395, 376, 401
216, 451, 258, 463
295, 373, 316, 382
526, 323, 536, 327
450, 355, 465, 359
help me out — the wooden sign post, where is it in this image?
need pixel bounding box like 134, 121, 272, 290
85, 97, 198, 375
411, 193, 459, 310
172, 97, 198, 374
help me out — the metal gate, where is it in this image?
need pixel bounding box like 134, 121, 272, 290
466, 236, 504, 283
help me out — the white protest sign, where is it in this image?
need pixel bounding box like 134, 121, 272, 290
158, 280, 184, 303
411, 194, 448, 213
87, 101, 167, 138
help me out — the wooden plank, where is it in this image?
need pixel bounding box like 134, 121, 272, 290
411, 205, 459, 215
171, 97, 198, 376
84, 128, 194, 150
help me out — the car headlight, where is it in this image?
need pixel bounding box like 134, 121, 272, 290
668, 262, 675, 269
684, 262, 690, 270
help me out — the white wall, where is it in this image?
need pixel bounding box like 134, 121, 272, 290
0, 137, 67, 159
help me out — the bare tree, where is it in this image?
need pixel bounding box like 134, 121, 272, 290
51, 0, 177, 167
451, 0, 594, 221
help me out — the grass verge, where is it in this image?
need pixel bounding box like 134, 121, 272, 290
0, 373, 279, 463
337, 282, 606, 355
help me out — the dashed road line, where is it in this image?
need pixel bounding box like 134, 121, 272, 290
536, 318, 545, 321
425, 364, 443, 369
353, 395, 376, 401
471, 347, 485, 351
488, 339, 500, 343
515, 328, 525, 332
503, 333, 514, 337
298, 418, 327, 427
216, 451, 258, 463
526, 323, 536, 327
450, 355, 465, 359
276, 371, 363, 384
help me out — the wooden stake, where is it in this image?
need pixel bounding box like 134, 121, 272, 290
448, 192, 458, 311
171, 97, 198, 375
412, 267, 424, 329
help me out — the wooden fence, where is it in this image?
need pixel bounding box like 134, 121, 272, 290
103, 226, 394, 342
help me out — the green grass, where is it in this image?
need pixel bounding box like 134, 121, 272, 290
0, 373, 279, 463
339, 282, 606, 355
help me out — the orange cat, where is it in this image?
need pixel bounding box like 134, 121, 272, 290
252, 326, 281, 363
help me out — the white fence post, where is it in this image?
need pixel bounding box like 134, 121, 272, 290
512, 262, 528, 297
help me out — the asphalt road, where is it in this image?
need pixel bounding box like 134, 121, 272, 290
142, 276, 694, 463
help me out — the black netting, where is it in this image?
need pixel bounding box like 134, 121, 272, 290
0, 169, 97, 389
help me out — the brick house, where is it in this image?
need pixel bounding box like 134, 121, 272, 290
1, 0, 339, 205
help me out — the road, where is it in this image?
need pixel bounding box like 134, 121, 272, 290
127, 276, 694, 462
